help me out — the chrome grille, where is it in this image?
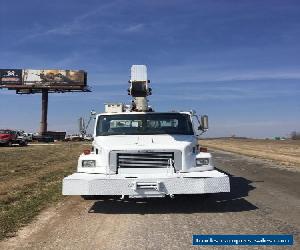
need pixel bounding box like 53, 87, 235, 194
117, 152, 174, 168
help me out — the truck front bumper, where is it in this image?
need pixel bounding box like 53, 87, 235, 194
62, 170, 230, 197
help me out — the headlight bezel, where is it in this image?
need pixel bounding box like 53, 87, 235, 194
81, 160, 96, 168
196, 158, 210, 166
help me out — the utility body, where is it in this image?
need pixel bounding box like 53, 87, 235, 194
63, 65, 230, 198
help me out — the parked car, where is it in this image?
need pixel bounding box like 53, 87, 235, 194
0, 129, 28, 146
22, 132, 33, 142
83, 134, 93, 141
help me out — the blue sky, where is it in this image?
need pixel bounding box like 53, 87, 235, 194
0, 0, 299, 137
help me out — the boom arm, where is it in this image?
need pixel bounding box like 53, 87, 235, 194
128, 65, 152, 112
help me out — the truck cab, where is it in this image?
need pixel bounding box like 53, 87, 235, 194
0, 129, 28, 147
63, 65, 230, 198
79, 111, 213, 175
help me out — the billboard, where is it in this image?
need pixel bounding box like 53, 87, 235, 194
0, 69, 23, 85
23, 70, 86, 86
0, 69, 87, 88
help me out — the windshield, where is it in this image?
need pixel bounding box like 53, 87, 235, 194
96, 113, 194, 136
0, 130, 10, 134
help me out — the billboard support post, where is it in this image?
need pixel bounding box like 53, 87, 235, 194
40, 89, 48, 135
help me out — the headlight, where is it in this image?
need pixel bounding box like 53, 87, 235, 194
196, 158, 209, 166
82, 160, 96, 168
95, 147, 102, 154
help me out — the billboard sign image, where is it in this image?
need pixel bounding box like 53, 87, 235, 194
23, 70, 86, 86
0, 69, 87, 89
0, 69, 23, 85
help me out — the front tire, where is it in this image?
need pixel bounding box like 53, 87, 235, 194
19, 141, 28, 146
81, 195, 112, 200
81, 195, 99, 200
201, 193, 213, 199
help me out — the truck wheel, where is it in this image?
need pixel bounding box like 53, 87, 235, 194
19, 141, 28, 146
7, 141, 12, 147
201, 193, 213, 199
81, 195, 101, 200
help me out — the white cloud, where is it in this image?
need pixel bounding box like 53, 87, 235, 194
14, 1, 120, 43
152, 85, 300, 101
216, 71, 300, 82
153, 63, 300, 83
123, 23, 144, 33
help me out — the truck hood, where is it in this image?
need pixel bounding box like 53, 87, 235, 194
93, 134, 196, 151
91, 134, 198, 173
0, 134, 10, 139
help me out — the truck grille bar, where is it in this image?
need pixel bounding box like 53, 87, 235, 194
117, 152, 174, 168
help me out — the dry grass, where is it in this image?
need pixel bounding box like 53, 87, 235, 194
201, 139, 300, 167
0, 142, 89, 240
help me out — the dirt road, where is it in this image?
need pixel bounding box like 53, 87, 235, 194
1, 150, 299, 250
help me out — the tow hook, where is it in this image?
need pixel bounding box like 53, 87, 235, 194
131, 181, 161, 191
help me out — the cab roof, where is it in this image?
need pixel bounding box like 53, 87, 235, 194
97, 111, 192, 116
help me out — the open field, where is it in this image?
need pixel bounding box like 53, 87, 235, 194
0, 142, 88, 240
201, 139, 300, 169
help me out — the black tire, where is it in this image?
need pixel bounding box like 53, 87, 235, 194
201, 193, 213, 199
7, 141, 12, 147
81, 195, 112, 200
81, 195, 100, 200
20, 141, 28, 146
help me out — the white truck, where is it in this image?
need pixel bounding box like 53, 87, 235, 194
62, 65, 230, 199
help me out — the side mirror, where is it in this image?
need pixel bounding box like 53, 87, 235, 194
198, 115, 208, 131
201, 115, 208, 130
90, 110, 96, 116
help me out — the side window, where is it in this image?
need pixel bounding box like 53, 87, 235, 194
147, 120, 161, 128
161, 119, 178, 128
109, 120, 142, 128
130, 121, 140, 127
147, 119, 179, 128
191, 116, 199, 134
